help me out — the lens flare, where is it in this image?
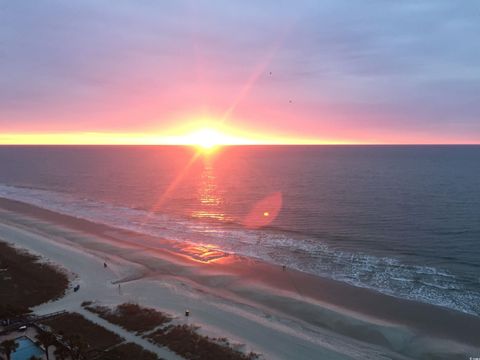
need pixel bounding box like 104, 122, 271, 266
244, 192, 283, 229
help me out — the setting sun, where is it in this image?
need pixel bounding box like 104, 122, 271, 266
188, 128, 225, 150
165, 125, 259, 149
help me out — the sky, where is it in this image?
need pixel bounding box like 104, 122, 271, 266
1, 0, 479, 144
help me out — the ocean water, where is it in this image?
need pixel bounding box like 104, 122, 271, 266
0, 145, 479, 315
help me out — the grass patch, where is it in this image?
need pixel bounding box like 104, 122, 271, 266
84, 303, 172, 333
0, 240, 69, 318
98, 342, 161, 360
41, 312, 123, 351
147, 324, 260, 360
85, 303, 259, 360
84, 303, 260, 360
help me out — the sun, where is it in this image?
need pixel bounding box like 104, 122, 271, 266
163, 122, 257, 149
194, 129, 221, 149
184, 128, 231, 151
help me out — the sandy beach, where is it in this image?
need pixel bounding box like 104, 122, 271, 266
1, 197, 479, 360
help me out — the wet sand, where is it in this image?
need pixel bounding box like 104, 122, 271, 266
0, 197, 479, 359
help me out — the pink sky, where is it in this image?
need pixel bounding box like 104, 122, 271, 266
1, 1, 479, 144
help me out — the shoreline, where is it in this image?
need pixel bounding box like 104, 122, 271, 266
0, 196, 479, 359
0, 182, 476, 316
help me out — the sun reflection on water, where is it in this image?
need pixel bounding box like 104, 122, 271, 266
178, 243, 230, 263
191, 158, 229, 222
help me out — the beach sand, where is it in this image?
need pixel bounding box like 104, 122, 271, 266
1, 197, 479, 360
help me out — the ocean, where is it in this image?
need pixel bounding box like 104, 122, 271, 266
0, 145, 479, 316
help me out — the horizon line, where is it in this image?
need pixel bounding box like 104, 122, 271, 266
1, 143, 479, 146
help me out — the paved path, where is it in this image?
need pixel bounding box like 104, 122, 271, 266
78, 308, 183, 360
